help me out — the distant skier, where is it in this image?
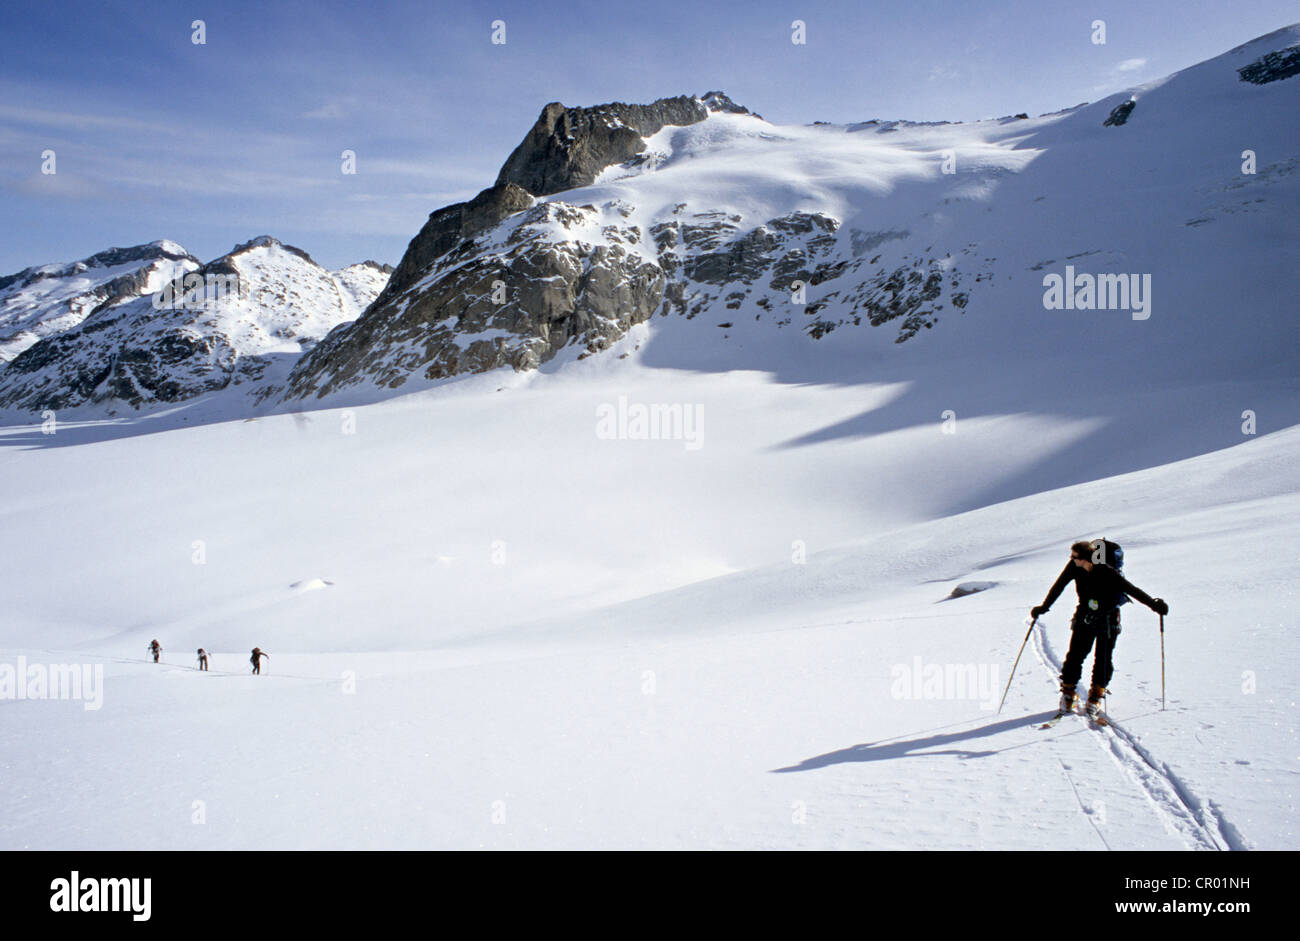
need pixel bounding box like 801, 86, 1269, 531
148, 639, 161, 664
1031, 540, 1168, 718
196, 648, 209, 671
250, 647, 269, 675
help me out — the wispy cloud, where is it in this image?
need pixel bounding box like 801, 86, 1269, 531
1090, 56, 1154, 94
303, 97, 358, 120
0, 103, 182, 135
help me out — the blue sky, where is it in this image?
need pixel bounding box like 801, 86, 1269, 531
1, 0, 1295, 273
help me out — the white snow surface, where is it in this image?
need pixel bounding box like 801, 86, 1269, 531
176, 241, 384, 358
0, 28, 1297, 849
1, 361, 1295, 849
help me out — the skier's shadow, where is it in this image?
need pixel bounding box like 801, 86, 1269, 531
771, 712, 1056, 772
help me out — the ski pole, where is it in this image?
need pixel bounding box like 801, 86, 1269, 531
1159, 613, 1165, 710
998, 618, 1037, 715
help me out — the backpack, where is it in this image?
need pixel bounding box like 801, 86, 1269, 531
1092, 538, 1128, 606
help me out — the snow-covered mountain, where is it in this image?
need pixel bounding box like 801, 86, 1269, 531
0, 240, 199, 364
279, 28, 1298, 408
7, 25, 1294, 419
0, 237, 391, 414
1, 25, 1297, 852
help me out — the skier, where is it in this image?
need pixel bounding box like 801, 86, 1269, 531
196, 648, 209, 671
148, 639, 161, 664
249, 647, 269, 675
1030, 540, 1168, 719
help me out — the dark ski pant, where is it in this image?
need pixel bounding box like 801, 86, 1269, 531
1060, 609, 1120, 691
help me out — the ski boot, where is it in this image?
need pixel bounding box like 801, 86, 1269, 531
1085, 685, 1108, 724
1039, 683, 1080, 729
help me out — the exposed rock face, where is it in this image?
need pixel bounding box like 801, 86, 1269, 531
278, 202, 667, 399
496, 95, 715, 197
377, 93, 753, 306
1237, 45, 1300, 84
1, 241, 199, 363
1103, 99, 1136, 126
0, 238, 388, 412
279, 195, 983, 401
379, 183, 534, 303
652, 208, 978, 343
5, 313, 243, 410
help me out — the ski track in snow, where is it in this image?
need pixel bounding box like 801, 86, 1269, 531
1031, 621, 1233, 851
1057, 757, 1112, 850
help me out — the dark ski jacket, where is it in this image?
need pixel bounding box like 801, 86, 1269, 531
1039, 563, 1157, 618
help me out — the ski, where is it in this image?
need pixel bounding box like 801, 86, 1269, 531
1039, 711, 1074, 729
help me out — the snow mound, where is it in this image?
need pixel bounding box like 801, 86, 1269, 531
946, 581, 999, 599
290, 578, 334, 592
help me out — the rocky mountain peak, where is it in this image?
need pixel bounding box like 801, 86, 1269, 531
348, 260, 396, 275
225, 236, 316, 266
0, 241, 198, 294
495, 94, 722, 197
378, 93, 753, 306
699, 90, 754, 116
72, 240, 197, 271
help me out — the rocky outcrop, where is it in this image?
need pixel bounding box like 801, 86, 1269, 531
278, 202, 666, 399
1103, 98, 1136, 126
1237, 45, 1300, 84
496, 95, 717, 197
378, 182, 534, 303
653, 208, 977, 343
278, 193, 983, 401
377, 93, 752, 306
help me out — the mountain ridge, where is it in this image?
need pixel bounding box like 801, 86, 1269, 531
273, 25, 1299, 406
0, 237, 390, 413
1, 25, 1297, 418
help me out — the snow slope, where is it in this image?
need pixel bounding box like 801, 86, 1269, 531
0, 26, 1296, 851
0, 362, 1295, 849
